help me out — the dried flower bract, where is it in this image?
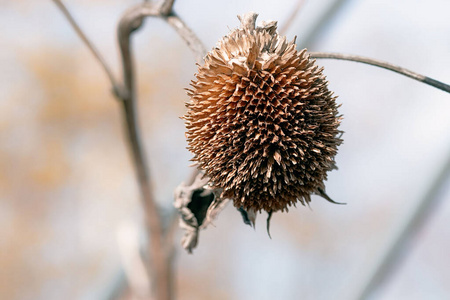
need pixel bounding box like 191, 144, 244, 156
184, 12, 342, 214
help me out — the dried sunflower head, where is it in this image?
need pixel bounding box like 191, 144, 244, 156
184, 12, 342, 214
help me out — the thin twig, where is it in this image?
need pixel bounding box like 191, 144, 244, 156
310, 52, 450, 94
279, 0, 306, 36
51, 0, 123, 97
350, 149, 450, 300
165, 12, 207, 63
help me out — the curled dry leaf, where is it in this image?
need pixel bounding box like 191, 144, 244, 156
174, 171, 229, 253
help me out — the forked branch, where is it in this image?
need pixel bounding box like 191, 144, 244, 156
116, 2, 205, 300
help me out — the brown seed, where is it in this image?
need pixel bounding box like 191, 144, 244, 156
184, 12, 342, 213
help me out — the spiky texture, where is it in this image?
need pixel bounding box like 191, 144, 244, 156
184, 13, 342, 213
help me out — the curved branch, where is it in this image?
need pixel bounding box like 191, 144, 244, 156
310, 52, 450, 94
118, 3, 207, 63
51, 0, 123, 97
117, 3, 170, 300
116, 2, 207, 299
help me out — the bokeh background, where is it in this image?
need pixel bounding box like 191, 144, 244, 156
1, 0, 450, 299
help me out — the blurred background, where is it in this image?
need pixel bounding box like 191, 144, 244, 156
1, 0, 450, 299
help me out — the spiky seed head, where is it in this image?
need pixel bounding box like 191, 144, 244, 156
184, 12, 342, 213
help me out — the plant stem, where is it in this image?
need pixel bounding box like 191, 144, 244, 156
116, 1, 207, 298
310, 52, 450, 93
117, 3, 171, 299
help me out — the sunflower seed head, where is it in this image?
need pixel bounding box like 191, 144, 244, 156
184, 12, 342, 213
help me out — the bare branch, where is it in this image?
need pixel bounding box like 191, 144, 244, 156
51, 0, 123, 97
279, 0, 306, 36
117, 3, 171, 300
310, 52, 450, 94
116, 1, 207, 298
